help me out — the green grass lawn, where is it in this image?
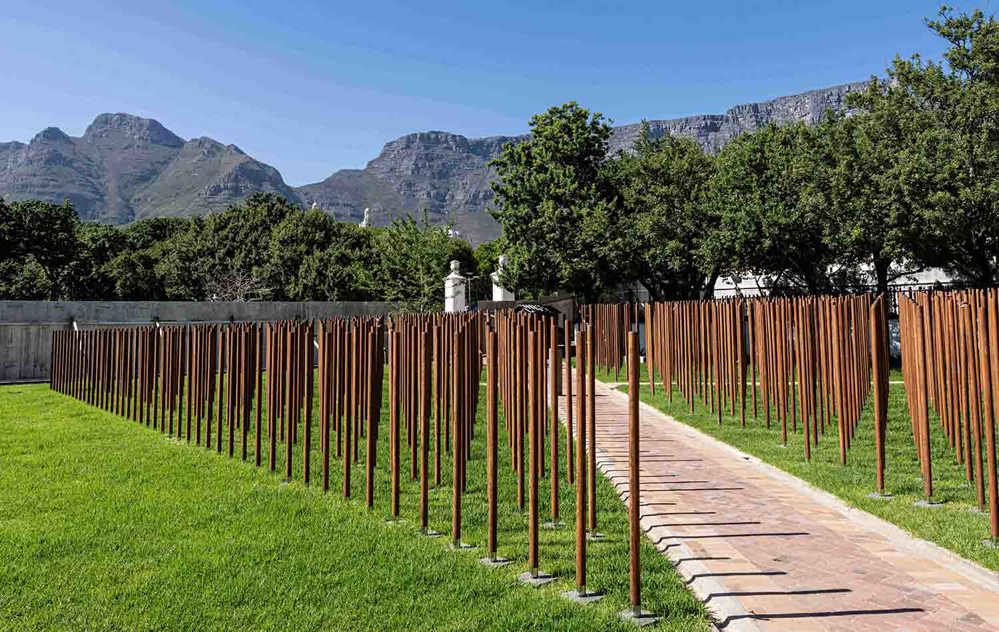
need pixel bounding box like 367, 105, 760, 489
608, 377, 999, 572
592, 363, 904, 385
0, 381, 708, 631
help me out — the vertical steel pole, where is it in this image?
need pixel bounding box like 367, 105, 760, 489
627, 331, 642, 615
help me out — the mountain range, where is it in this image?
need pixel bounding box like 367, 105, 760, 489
0, 81, 866, 244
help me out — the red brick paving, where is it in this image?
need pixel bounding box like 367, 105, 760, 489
563, 377, 999, 632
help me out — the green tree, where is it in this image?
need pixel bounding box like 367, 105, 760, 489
105, 250, 165, 299
373, 212, 473, 312
490, 102, 620, 301
261, 208, 341, 299
472, 238, 505, 282
813, 109, 939, 296
707, 123, 838, 293
155, 193, 299, 300
0, 258, 55, 299
849, 7, 999, 286
289, 223, 377, 301
608, 126, 719, 300
123, 217, 191, 251
0, 199, 80, 298
65, 223, 128, 299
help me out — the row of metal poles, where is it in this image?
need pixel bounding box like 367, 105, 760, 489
898, 289, 999, 541
384, 312, 482, 540
586, 290, 998, 544
584, 295, 878, 464
50, 319, 387, 489
50, 311, 653, 616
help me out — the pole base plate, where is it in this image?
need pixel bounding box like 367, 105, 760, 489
619, 608, 660, 627
866, 492, 892, 500
518, 571, 556, 587
479, 556, 511, 567
563, 589, 603, 604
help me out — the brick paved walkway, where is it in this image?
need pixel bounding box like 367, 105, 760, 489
565, 378, 999, 632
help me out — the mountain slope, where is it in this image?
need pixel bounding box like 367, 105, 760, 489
0, 114, 294, 223
129, 137, 298, 220
296, 81, 866, 243
0, 81, 866, 242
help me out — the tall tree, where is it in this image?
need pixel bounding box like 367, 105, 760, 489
849, 7, 999, 286
261, 207, 340, 299
706, 123, 838, 294
609, 126, 719, 300
490, 102, 620, 301
814, 109, 939, 296
0, 199, 80, 299
290, 223, 377, 302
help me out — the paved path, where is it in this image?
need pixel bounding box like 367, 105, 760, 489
563, 377, 999, 632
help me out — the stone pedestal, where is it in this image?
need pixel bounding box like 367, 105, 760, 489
444, 260, 467, 313
491, 255, 515, 301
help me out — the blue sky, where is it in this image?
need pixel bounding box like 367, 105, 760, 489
0, 1, 986, 185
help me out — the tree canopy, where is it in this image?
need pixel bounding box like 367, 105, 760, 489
490, 102, 620, 302
490, 6, 999, 300
0, 194, 479, 311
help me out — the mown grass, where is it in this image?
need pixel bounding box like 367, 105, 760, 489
605, 374, 999, 572
0, 381, 708, 631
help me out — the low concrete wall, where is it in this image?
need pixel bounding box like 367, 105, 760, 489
0, 300, 395, 383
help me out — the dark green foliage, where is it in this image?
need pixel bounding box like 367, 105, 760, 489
0, 199, 80, 299
609, 126, 719, 300
0, 193, 471, 304
707, 122, 840, 293
371, 212, 475, 312
491, 102, 621, 302
492, 8, 999, 299
848, 7, 999, 287
291, 223, 378, 302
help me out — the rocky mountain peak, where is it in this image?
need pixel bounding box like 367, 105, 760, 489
32, 127, 72, 144
83, 113, 184, 148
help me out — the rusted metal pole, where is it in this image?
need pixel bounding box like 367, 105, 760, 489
587, 322, 598, 535
549, 318, 560, 525
390, 328, 400, 518
984, 293, 999, 542
870, 297, 888, 495
419, 327, 430, 528
527, 329, 539, 575
565, 322, 574, 486
915, 305, 934, 500
575, 327, 588, 593
343, 326, 353, 498
486, 327, 500, 560
366, 327, 377, 508
451, 329, 464, 548
627, 330, 642, 616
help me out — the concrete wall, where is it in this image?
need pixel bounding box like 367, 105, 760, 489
0, 300, 395, 383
